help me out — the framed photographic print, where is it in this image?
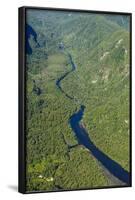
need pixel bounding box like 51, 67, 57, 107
19, 6, 132, 194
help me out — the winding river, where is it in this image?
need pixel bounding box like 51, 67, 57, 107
56, 51, 130, 185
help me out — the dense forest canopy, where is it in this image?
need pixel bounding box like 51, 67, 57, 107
25, 9, 130, 192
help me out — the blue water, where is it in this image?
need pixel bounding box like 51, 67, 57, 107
56, 53, 76, 100
69, 105, 130, 184
26, 24, 40, 54
56, 51, 130, 185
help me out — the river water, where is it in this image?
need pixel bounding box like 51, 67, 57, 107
55, 51, 130, 185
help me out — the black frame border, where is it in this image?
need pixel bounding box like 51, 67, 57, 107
18, 6, 132, 194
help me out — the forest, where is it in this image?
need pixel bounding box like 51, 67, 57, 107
25, 9, 130, 191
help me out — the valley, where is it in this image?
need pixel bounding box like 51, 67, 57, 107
25, 9, 130, 191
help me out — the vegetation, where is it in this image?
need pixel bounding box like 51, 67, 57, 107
25, 9, 130, 191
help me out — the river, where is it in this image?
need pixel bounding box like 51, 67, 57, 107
55, 51, 130, 186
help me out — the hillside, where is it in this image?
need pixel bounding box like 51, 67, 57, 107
25, 9, 130, 191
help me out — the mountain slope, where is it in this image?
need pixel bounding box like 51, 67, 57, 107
25, 10, 130, 191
